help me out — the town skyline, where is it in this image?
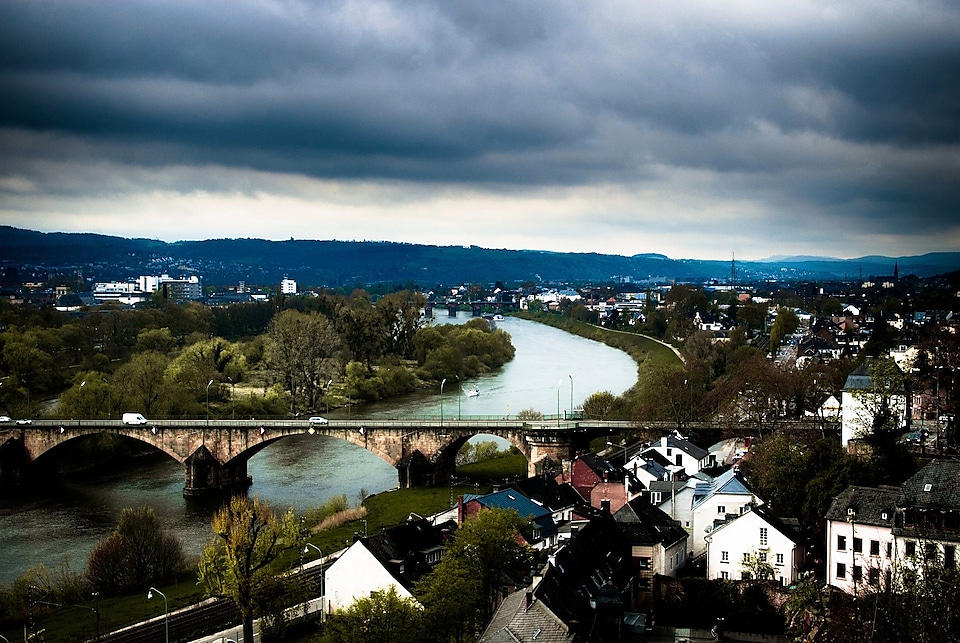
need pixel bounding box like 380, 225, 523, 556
1, 1, 958, 261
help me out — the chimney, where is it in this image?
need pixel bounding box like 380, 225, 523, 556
524, 591, 534, 610
601, 499, 611, 514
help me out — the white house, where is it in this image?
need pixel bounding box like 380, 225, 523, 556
641, 433, 714, 477
691, 469, 761, 558
324, 539, 416, 612
650, 475, 701, 536
840, 359, 908, 449
705, 504, 806, 585
280, 277, 297, 295
824, 485, 899, 593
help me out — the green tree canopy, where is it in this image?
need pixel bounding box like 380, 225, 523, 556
197, 494, 299, 643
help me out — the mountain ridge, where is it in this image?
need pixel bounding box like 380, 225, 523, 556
1, 226, 957, 287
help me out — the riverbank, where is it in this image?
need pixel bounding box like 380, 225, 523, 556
515, 311, 682, 370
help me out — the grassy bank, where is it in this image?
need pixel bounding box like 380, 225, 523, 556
516, 311, 681, 371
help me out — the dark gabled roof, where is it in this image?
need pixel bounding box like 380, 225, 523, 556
465, 489, 558, 539
639, 449, 673, 469
843, 358, 905, 393
533, 514, 632, 637
898, 459, 960, 512
479, 585, 575, 643
824, 485, 900, 526
577, 452, 625, 481
613, 498, 687, 548
511, 475, 587, 513
360, 518, 456, 587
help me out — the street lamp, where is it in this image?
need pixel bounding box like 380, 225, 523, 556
607, 441, 628, 465
226, 376, 236, 421
303, 543, 325, 621
147, 587, 168, 643
205, 379, 214, 425
568, 374, 574, 416
440, 378, 447, 427
557, 377, 564, 426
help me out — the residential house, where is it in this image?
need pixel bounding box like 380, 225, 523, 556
481, 512, 638, 643
510, 474, 591, 525
460, 488, 559, 549
705, 504, 806, 585
560, 453, 641, 514
324, 518, 455, 612
614, 497, 689, 609
641, 433, 714, 477
824, 485, 899, 593
650, 475, 701, 536
840, 359, 909, 450
824, 459, 960, 595
894, 459, 960, 580
692, 468, 761, 558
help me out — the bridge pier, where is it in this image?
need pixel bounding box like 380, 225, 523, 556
184, 446, 251, 497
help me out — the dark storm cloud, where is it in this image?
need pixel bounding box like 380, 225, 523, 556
0, 0, 958, 253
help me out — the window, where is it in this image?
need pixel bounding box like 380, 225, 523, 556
925, 543, 937, 560
721, 571, 729, 580
946, 545, 956, 569
870, 540, 880, 556
721, 551, 729, 562
869, 568, 880, 586
886, 542, 892, 557
759, 552, 768, 562
676, 454, 682, 466
717, 505, 726, 515
837, 535, 847, 551
666, 448, 672, 456
650, 492, 661, 504
836, 563, 846, 579
776, 553, 784, 565
853, 537, 862, 553
743, 552, 751, 562
906, 541, 916, 557
853, 565, 862, 582
760, 527, 768, 547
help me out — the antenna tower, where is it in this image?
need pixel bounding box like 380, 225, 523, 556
730, 252, 737, 288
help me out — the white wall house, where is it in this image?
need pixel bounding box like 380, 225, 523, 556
323, 540, 416, 613
840, 360, 908, 448
650, 475, 700, 536
824, 485, 899, 594
642, 434, 713, 478
705, 504, 805, 585
691, 469, 761, 558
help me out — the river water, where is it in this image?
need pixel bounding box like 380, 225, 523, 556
0, 315, 638, 584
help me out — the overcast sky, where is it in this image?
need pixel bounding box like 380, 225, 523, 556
1, 0, 958, 261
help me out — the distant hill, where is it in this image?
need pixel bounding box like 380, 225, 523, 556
1, 226, 958, 288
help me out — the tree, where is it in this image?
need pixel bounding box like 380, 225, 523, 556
769, 307, 800, 353
417, 508, 531, 626
582, 391, 618, 420
852, 357, 914, 485
320, 586, 424, 643
415, 553, 481, 643
265, 310, 344, 412
112, 351, 172, 417
86, 506, 184, 596
197, 494, 299, 643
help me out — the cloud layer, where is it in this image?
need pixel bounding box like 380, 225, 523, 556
1, 0, 958, 260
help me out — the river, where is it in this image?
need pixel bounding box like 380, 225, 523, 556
0, 315, 638, 584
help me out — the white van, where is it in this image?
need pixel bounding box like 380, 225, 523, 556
122, 412, 148, 425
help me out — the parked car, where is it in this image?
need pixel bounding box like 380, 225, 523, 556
308, 416, 329, 425
0, 415, 12, 423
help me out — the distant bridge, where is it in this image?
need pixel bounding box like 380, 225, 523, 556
0, 417, 835, 496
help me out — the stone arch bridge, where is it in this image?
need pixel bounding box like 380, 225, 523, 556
0, 418, 633, 496
0, 418, 832, 496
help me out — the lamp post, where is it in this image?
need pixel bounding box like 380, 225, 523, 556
568, 374, 574, 416
205, 379, 214, 425
557, 377, 564, 426
147, 587, 168, 643
303, 543, 325, 621
226, 376, 236, 421
440, 378, 447, 427
457, 377, 462, 420
607, 441, 628, 465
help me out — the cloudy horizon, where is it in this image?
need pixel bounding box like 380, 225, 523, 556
1, 0, 958, 261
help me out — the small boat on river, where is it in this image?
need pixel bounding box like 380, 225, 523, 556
466, 387, 480, 397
